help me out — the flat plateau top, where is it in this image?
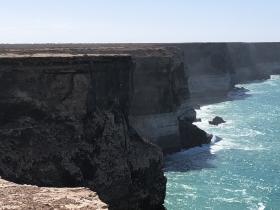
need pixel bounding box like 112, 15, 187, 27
0, 178, 108, 209
0, 53, 131, 58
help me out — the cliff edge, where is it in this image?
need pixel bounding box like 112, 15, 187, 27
0, 178, 108, 209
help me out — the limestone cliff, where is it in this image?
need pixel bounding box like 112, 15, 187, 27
2, 43, 280, 153
0, 55, 166, 210
124, 48, 209, 153
228, 43, 280, 79
176, 43, 235, 102
0, 45, 217, 153
174, 43, 280, 104
1, 43, 279, 209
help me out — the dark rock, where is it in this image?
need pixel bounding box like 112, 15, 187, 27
156, 134, 182, 155
0, 55, 166, 210
194, 118, 202, 122
178, 117, 212, 149
193, 104, 201, 110
130, 53, 187, 116
209, 116, 226, 126
232, 87, 249, 92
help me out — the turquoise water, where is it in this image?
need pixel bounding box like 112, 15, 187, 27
164, 75, 280, 210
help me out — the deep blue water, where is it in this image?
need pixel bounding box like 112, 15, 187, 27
164, 75, 280, 210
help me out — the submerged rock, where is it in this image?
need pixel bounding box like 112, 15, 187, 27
209, 116, 226, 126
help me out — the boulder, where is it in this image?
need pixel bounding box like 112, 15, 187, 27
209, 116, 226, 126
178, 117, 212, 149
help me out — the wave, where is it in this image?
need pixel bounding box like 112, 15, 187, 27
257, 202, 266, 210
269, 74, 280, 80
164, 144, 216, 172
210, 137, 268, 153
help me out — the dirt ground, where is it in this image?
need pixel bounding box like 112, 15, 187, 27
0, 178, 108, 210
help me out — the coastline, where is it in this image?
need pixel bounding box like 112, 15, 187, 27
164, 75, 280, 209
0, 44, 280, 209
164, 75, 279, 170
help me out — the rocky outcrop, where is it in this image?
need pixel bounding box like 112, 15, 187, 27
209, 116, 226, 126
178, 115, 212, 149
0, 55, 166, 210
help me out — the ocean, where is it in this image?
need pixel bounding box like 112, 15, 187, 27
164, 75, 280, 210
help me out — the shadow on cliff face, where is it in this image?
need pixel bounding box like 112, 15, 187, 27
163, 143, 217, 172
194, 86, 252, 107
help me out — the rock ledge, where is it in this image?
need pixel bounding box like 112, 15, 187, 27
0, 178, 108, 210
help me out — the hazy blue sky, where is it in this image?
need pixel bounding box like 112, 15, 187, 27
0, 0, 279, 43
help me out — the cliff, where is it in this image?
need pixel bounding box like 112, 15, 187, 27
75, 46, 209, 153
0, 54, 166, 210
2, 43, 280, 151
1, 43, 279, 209
125, 48, 210, 153
176, 43, 235, 102
174, 43, 280, 104
228, 43, 280, 80
6, 42, 280, 103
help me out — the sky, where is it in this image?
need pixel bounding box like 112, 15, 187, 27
0, 0, 279, 43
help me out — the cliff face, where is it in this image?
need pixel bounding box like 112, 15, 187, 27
82, 46, 208, 154
253, 43, 280, 75
130, 49, 187, 116
227, 43, 269, 83
0, 45, 216, 153
127, 48, 210, 154
0, 55, 166, 210
173, 43, 280, 104
177, 43, 235, 102
2, 43, 280, 153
